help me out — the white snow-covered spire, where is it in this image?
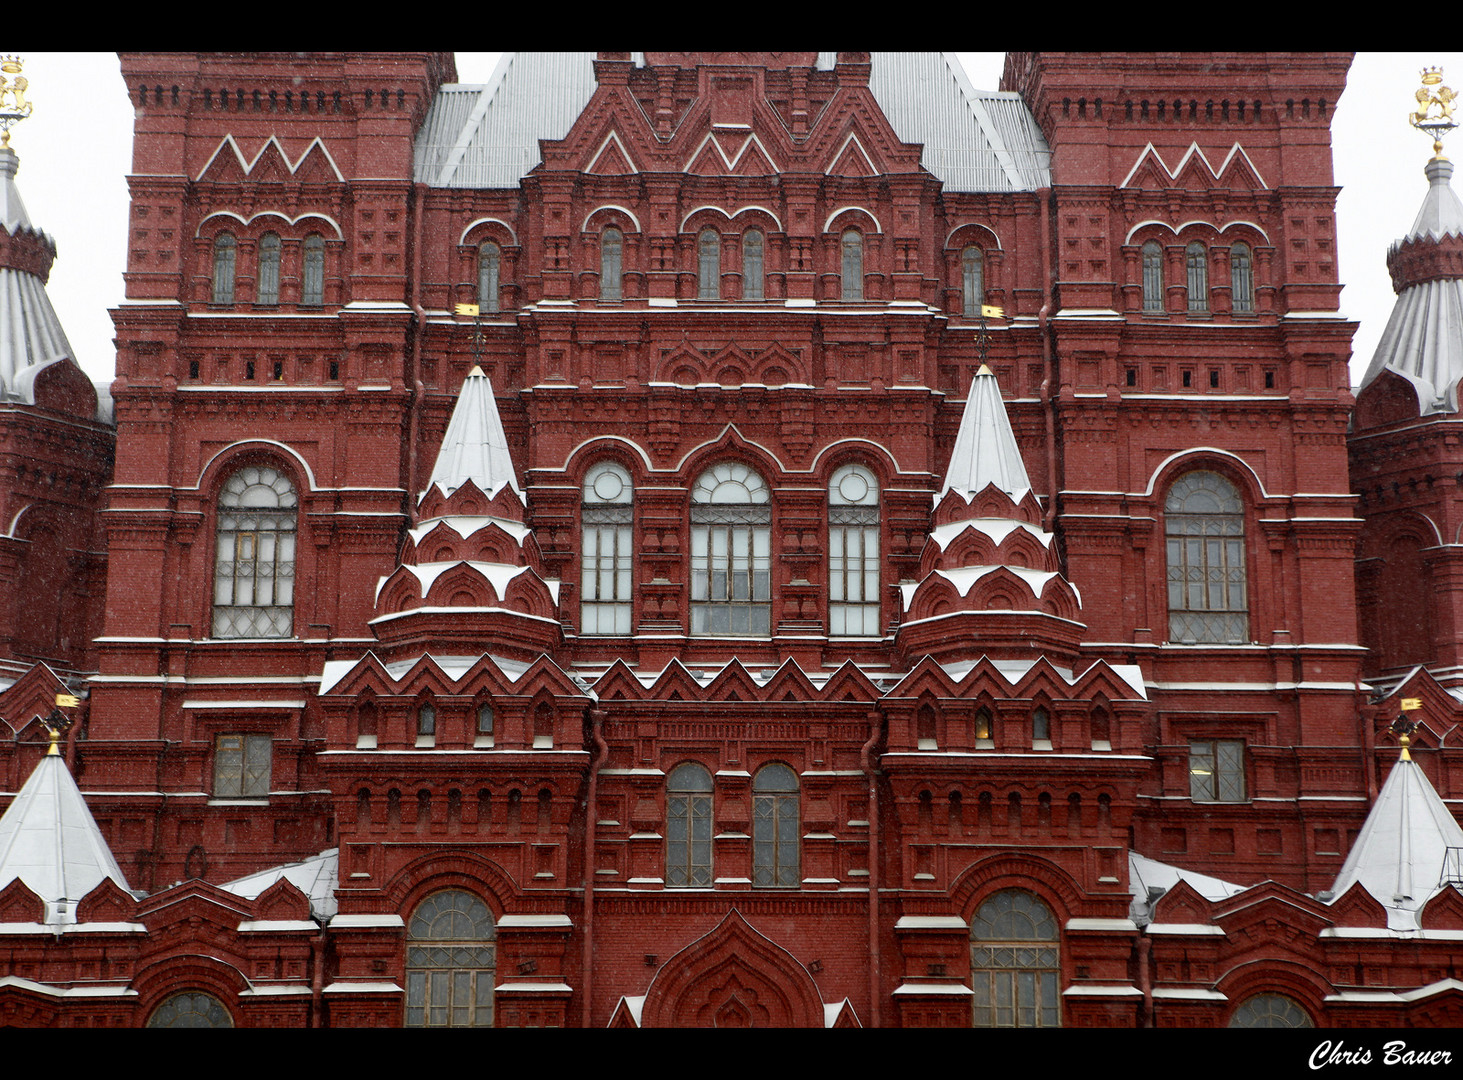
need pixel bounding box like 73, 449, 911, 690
0, 736, 131, 923
940, 365, 1032, 502
424, 366, 521, 502
1326, 743, 1463, 930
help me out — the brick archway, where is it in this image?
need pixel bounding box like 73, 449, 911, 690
638, 909, 826, 1028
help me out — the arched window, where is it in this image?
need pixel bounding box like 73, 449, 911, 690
666, 762, 712, 887
256, 232, 281, 305
405, 890, 496, 1027
302, 233, 325, 306
752, 763, 799, 888
1165, 471, 1248, 643
1186, 241, 1209, 313
1229, 993, 1313, 1028
690, 463, 771, 636
1142, 240, 1164, 312
147, 991, 234, 1028
829, 463, 880, 637
841, 229, 863, 301
698, 228, 721, 300
581, 461, 633, 635
478, 241, 501, 314
1230, 242, 1254, 314
213, 465, 298, 639
971, 890, 1060, 1028
962, 246, 984, 317
601, 227, 623, 302
743, 229, 764, 301
211, 233, 237, 304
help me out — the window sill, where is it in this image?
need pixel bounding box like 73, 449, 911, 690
1091, 740, 1112, 752
356, 736, 377, 749
1032, 739, 1053, 751
415, 736, 436, 748
975, 739, 994, 750
532, 736, 554, 749
474, 736, 494, 748
208, 797, 269, 806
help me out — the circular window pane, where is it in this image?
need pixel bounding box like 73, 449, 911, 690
1230, 993, 1313, 1028
147, 991, 234, 1028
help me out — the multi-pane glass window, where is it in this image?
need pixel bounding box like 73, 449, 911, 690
147, 991, 234, 1028
214, 734, 271, 798
1142, 240, 1164, 312
962, 246, 984, 316
971, 889, 1060, 1028
1189, 738, 1246, 802
256, 232, 281, 305
581, 462, 633, 635
478, 242, 501, 313
302, 233, 325, 306
698, 228, 721, 300
666, 762, 713, 888
1229, 993, 1313, 1028
211, 233, 237, 304
1165, 470, 1248, 643
691, 463, 771, 636
601, 227, 623, 302
213, 466, 298, 638
1186, 241, 1209, 313
1230, 242, 1254, 314
752, 763, 799, 888
829, 464, 880, 636
417, 702, 436, 746
405, 890, 496, 1028
743, 229, 764, 300
841, 229, 863, 301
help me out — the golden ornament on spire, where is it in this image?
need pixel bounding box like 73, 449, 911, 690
0, 54, 30, 149
1411, 65, 1458, 160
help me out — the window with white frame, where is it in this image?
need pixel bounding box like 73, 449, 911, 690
666, 762, 713, 887
829, 464, 880, 636
1189, 738, 1246, 802
1229, 993, 1313, 1028
690, 463, 771, 636
405, 890, 496, 1028
1165, 470, 1248, 643
752, 763, 799, 888
213, 466, 298, 638
214, 734, 271, 798
581, 462, 633, 635
970, 889, 1060, 1028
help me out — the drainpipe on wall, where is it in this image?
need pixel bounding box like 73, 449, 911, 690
1037, 188, 1058, 536
1358, 676, 1378, 801
1136, 930, 1152, 1028
311, 923, 327, 1028
862, 707, 883, 1028
405, 181, 428, 516
581, 706, 608, 1028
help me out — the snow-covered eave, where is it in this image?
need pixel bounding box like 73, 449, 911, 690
317, 649, 545, 696
927, 517, 1053, 551
408, 514, 533, 546
368, 604, 563, 627
374, 561, 555, 604
898, 565, 1077, 610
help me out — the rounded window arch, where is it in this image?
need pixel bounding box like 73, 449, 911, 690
829, 463, 880, 637
581, 461, 634, 635
478, 241, 501, 313
961, 246, 984, 316
752, 763, 799, 887
301, 233, 325, 306
1230, 241, 1254, 314
1141, 239, 1164, 312
213, 464, 298, 639
405, 889, 497, 1027
841, 229, 864, 301
600, 226, 623, 302
256, 232, 281, 305
211, 233, 237, 304
147, 990, 234, 1028
1165, 469, 1249, 644
742, 228, 765, 301
1229, 992, 1313, 1028
698, 227, 721, 300
666, 762, 713, 887
970, 889, 1060, 1028
691, 463, 771, 635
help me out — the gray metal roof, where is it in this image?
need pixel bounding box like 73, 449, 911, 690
1359, 159, 1463, 414
940, 366, 1034, 503
1327, 750, 1463, 931
425, 365, 521, 503
222, 847, 338, 921
0, 745, 130, 924
416, 52, 1049, 193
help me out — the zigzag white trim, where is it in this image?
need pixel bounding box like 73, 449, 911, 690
195, 134, 345, 183
1119, 141, 1268, 190
586, 130, 639, 175
680, 130, 782, 175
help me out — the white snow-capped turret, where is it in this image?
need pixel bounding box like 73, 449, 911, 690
940, 363, 1032, 504
423, 365, 522, 503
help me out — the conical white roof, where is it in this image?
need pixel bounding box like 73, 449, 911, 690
0, 742, 130, 924
424, 365, 521, 501
940, 365, 1032, 502
1327, 749, 1463, 931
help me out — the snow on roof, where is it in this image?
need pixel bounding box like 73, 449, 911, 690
927, 518, 1053, 551
408, 515, 533, 546
1128, 850, 1247, 926
0, 744, 131, 924
221, 847, 338, 921
940, 366, 1033, 503
375, 560, 532, 603
424, 366, 521, 502
1326, 751, 1463, 931
318, 651, 537, 695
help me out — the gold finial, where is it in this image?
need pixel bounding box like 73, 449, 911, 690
1400, 731, 1413, 762
45, 724, 60, 756
1411, 66, 1458, 160
0, 55, 30, 149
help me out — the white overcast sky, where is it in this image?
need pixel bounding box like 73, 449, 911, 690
10, 52, 1458, 389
